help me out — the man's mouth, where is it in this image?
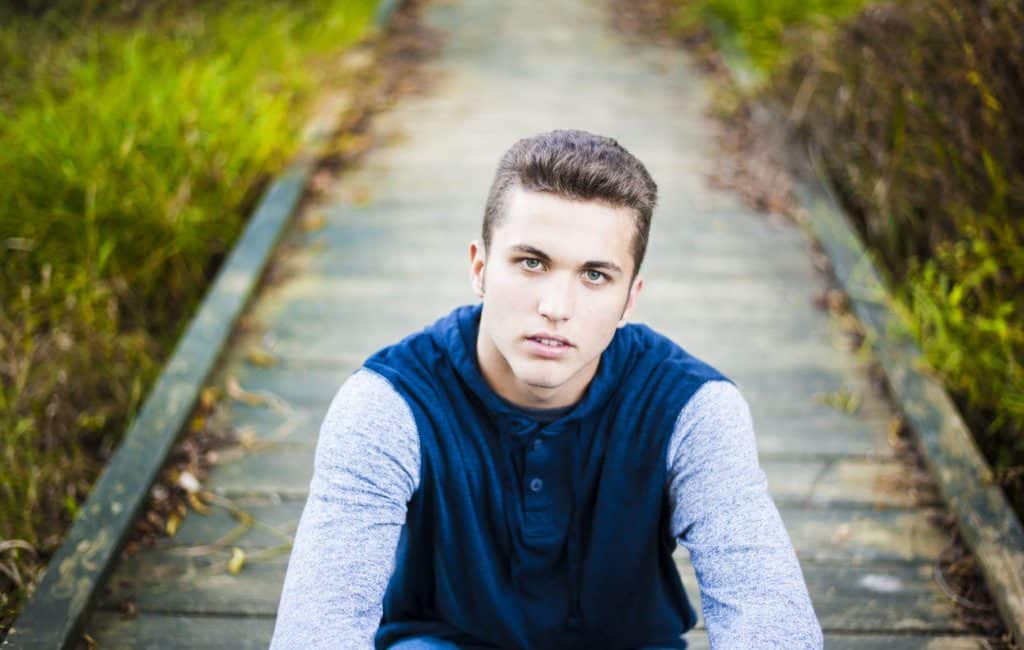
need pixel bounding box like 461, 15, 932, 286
524, 335, 572, 359
530, 336, 569, 347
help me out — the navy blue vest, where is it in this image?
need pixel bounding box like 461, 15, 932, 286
363, 304, 730, 649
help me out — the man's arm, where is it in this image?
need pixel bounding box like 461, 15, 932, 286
666, 380, 824, 648
270, 368, 420, 649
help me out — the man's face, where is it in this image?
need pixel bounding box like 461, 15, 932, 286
469, 186, 644, 409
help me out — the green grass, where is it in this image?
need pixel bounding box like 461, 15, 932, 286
0, 0, 378, 627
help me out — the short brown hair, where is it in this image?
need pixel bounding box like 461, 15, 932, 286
481, 129, 658, 277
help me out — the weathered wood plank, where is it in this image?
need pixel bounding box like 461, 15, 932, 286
203, 445, 933, 509
222, 394, 896, 463
83, 611, 995, 649
94, 546, 968, 634
686, 633, 992, 649
254, 285, 836, 337
84, 613, 274, 650
82, 612, 994, 650
226, 402, 894, 460
256, 319, 877, 376
216, 362, 889, 420
106, 495, 950, 566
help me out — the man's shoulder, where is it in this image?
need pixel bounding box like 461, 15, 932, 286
617, 321, 731, 385
362, 304, 470, 375
331, 367, 416, 424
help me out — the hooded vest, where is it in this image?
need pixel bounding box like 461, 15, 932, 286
363, 304, 730, 649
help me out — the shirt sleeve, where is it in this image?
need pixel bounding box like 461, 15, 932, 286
666, 380, 824, 649
270, 368, 420, 650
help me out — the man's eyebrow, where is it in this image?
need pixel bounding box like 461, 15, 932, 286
581, 260, 623, 275
508, 244, 623, 275
509, 244, 552, 261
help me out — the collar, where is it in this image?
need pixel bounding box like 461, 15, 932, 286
438, 303, 628, 439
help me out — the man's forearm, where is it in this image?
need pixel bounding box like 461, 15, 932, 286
666, 380, 824, 648
270, 369, 420, 649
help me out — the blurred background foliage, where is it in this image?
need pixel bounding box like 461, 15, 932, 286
670, 0, 871, 74
0, 0, 378, 625
670, 0, 1024, 519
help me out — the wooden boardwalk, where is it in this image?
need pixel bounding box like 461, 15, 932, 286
83, 0, 995, 647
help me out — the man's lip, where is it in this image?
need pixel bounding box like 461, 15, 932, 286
525, 333, 573, 347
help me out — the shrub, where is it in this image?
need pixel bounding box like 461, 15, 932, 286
769, 0, 1024, 515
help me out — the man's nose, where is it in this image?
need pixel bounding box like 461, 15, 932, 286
537, 273, 574, 322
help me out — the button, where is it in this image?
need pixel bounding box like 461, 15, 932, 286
531, 439, 543, 451
529, 477, 543, 492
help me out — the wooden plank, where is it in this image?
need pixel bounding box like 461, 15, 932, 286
83, 612, 994, 650
215, 358, 899, 457
674, 561, 970, 633
685, 632, 991, 649
84, 613, 274, 650
106, 495, 951, 566
223, 395, 897, 460
797, 171, 1024, 644
258, 317, 878, 373
228, 406, 895, 463
93, 547, 969, 633
780, 506, 949, 564
200, 446, 924, 508
216, 362, 887, 418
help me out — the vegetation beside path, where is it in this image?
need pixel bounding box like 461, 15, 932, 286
0, 0, 380, 632
667, 0, 1024, 530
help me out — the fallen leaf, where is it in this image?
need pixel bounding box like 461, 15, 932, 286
226, 376, 268, 407
199, 387, 221, 411
299, 212, 326, 233
187, 491, 210, 515
816, 389, 862, 414
228, 547, 246, 575
165, 513, 181, 537
245, 347, 277, 368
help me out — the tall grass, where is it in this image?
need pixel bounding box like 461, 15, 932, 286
0, 0, 378, 625
770, 0, 1024, 518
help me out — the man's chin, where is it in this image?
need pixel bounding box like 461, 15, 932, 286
503, 364, 555, 389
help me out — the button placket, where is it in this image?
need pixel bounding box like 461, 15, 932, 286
523, 432, 556, 534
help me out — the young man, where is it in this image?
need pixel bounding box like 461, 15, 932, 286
270, 130, 824, 649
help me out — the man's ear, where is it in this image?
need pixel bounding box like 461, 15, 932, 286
617, 274, 644, 327
469, 240, 486, 298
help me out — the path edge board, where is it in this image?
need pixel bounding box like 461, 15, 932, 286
0, 3, 406, 648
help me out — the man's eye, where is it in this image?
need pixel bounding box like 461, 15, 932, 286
521, 258, 542, 270
585, 270, 607, 283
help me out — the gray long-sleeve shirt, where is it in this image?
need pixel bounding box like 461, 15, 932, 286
270, 368, 823, 649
